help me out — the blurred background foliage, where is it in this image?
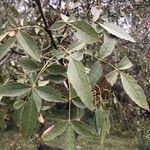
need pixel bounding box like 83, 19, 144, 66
0, 0, 149, 149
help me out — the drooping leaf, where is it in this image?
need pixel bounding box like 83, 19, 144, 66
42, 121, 68, 141
95, 107, 105, 134
46, 74, 67, 83
116, 56, 133, 70
13, 99, 25, 110
18, 57, 40, 73
50, 21, 66, 31
35, 86, 66, 103
67, 58, 95, 111
21, 98, 38, 139
89, 61, 103, 87
99, 34, 116, 59
71, 21, 99, 44
100, 22, 135, 42
64, 123, 75, 150
0, 83, 31, 97
105, 70, 119, 86
95, 106, 110, 144
120, 72, 149, 110
0, 38, 16, 60
16, 31, 41, 62
72, 97, 86, 109
72, 120, 98, 137
47, 64, 67, 75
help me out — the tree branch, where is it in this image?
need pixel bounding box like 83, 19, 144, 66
35, 0, 57, 49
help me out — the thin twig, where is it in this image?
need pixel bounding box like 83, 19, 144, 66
68, 81, 72, 123
35, 0, 57, 49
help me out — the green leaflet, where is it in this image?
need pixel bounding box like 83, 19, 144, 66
64, 123, 75, 150
68, 51, 83, 61
18, 57, 40, 73
46, 63, 67, 83
100, 22, 135, 42
71, 21, 99, 44
72, 97, 86, 109
45, 74, 67, 83
50, 20, 66, 31
42, 121, 68, 141
99, 34, 116, 59
13, 99, 26, 110
16, 31, 41, 62
105, 70, 119, 86
32, 91, 42, 112
68, 42, 85, 53
72, 120, 98, 137
67, 58, 95, 111
89, 61, 103, 87
47, 64, 67, 75
0, 38, 16, 60
0, 83, 31, 97
95, 106, 110, 144
0, 32, 9, 42
116, 56, 133, 70
35, 86, 67, 103
120, 72, 149, 110
21, 98, 38, 139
